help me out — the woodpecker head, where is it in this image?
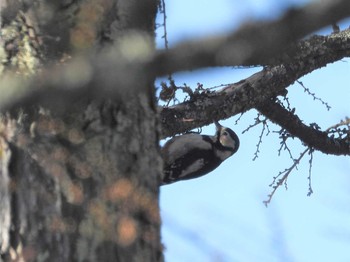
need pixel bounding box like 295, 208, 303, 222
214, 121, 240, 156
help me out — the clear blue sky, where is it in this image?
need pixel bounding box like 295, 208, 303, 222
156, 1, 350, 262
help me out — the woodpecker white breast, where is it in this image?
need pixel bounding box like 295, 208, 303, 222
161, 121, 239, 185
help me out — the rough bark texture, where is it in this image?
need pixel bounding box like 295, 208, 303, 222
0, 0, 163, 261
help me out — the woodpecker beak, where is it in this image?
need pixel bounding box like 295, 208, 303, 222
214, 121, 222, 131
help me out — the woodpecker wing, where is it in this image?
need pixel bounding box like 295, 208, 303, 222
162, 147, 222, 184
161, 134, 222, 184
161, 134, 214, 164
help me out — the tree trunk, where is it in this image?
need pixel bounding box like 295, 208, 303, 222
0, 0, 163, 261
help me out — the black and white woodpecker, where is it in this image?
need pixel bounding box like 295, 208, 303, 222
161, 121, 239, 185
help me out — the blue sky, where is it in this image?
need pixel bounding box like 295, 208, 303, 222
156, 1, 350, 262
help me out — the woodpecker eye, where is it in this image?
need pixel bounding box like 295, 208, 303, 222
222, 131, 228, 136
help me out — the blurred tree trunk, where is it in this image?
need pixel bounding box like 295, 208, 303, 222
0, 0, 163, 261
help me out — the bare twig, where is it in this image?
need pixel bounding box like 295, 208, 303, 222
276, 129, 295, 160
242, 113, 265, 134
307, 148, 314, 196
242, 113, 272, 160
158, 0, 169, 51
262, 117, 349, 204
297, 80, 331, 111
326, 117, 350, 132
279, 96, 292, 112
263, 148, 309, 207
158, 0, 174, 85
256, 121, 270, 160
234, 112, 245, 125
256, 100, 350, 155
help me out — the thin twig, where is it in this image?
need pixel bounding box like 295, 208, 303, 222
234, 113, 245, 125
263, 148, 309, 207
326, 117, 350, 132
159, 0, 174, 84
276, 129, 295, 160
253, 120, 270, 161
242, 113, 271, 160
242, 113, 264, 134
307, 148, 314, 196
297, 80, 331, 111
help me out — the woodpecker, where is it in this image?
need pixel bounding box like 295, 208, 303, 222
161, 121, 239, 185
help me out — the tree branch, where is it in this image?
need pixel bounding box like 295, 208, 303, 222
0, 0, 350, 111
159, 30, 350, 138
153, 0, 350, 74
0, 1, 350, 149
256, 101, 350, 156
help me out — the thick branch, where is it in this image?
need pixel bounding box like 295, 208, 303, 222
159, 30, 350, 138
1, 26, 350, 121
256, 101, 350, 155
1, 1, 350, 112
0, 2, 350, 149
153, 0, 350, 74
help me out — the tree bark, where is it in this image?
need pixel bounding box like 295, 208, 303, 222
0, 0, 163, 261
